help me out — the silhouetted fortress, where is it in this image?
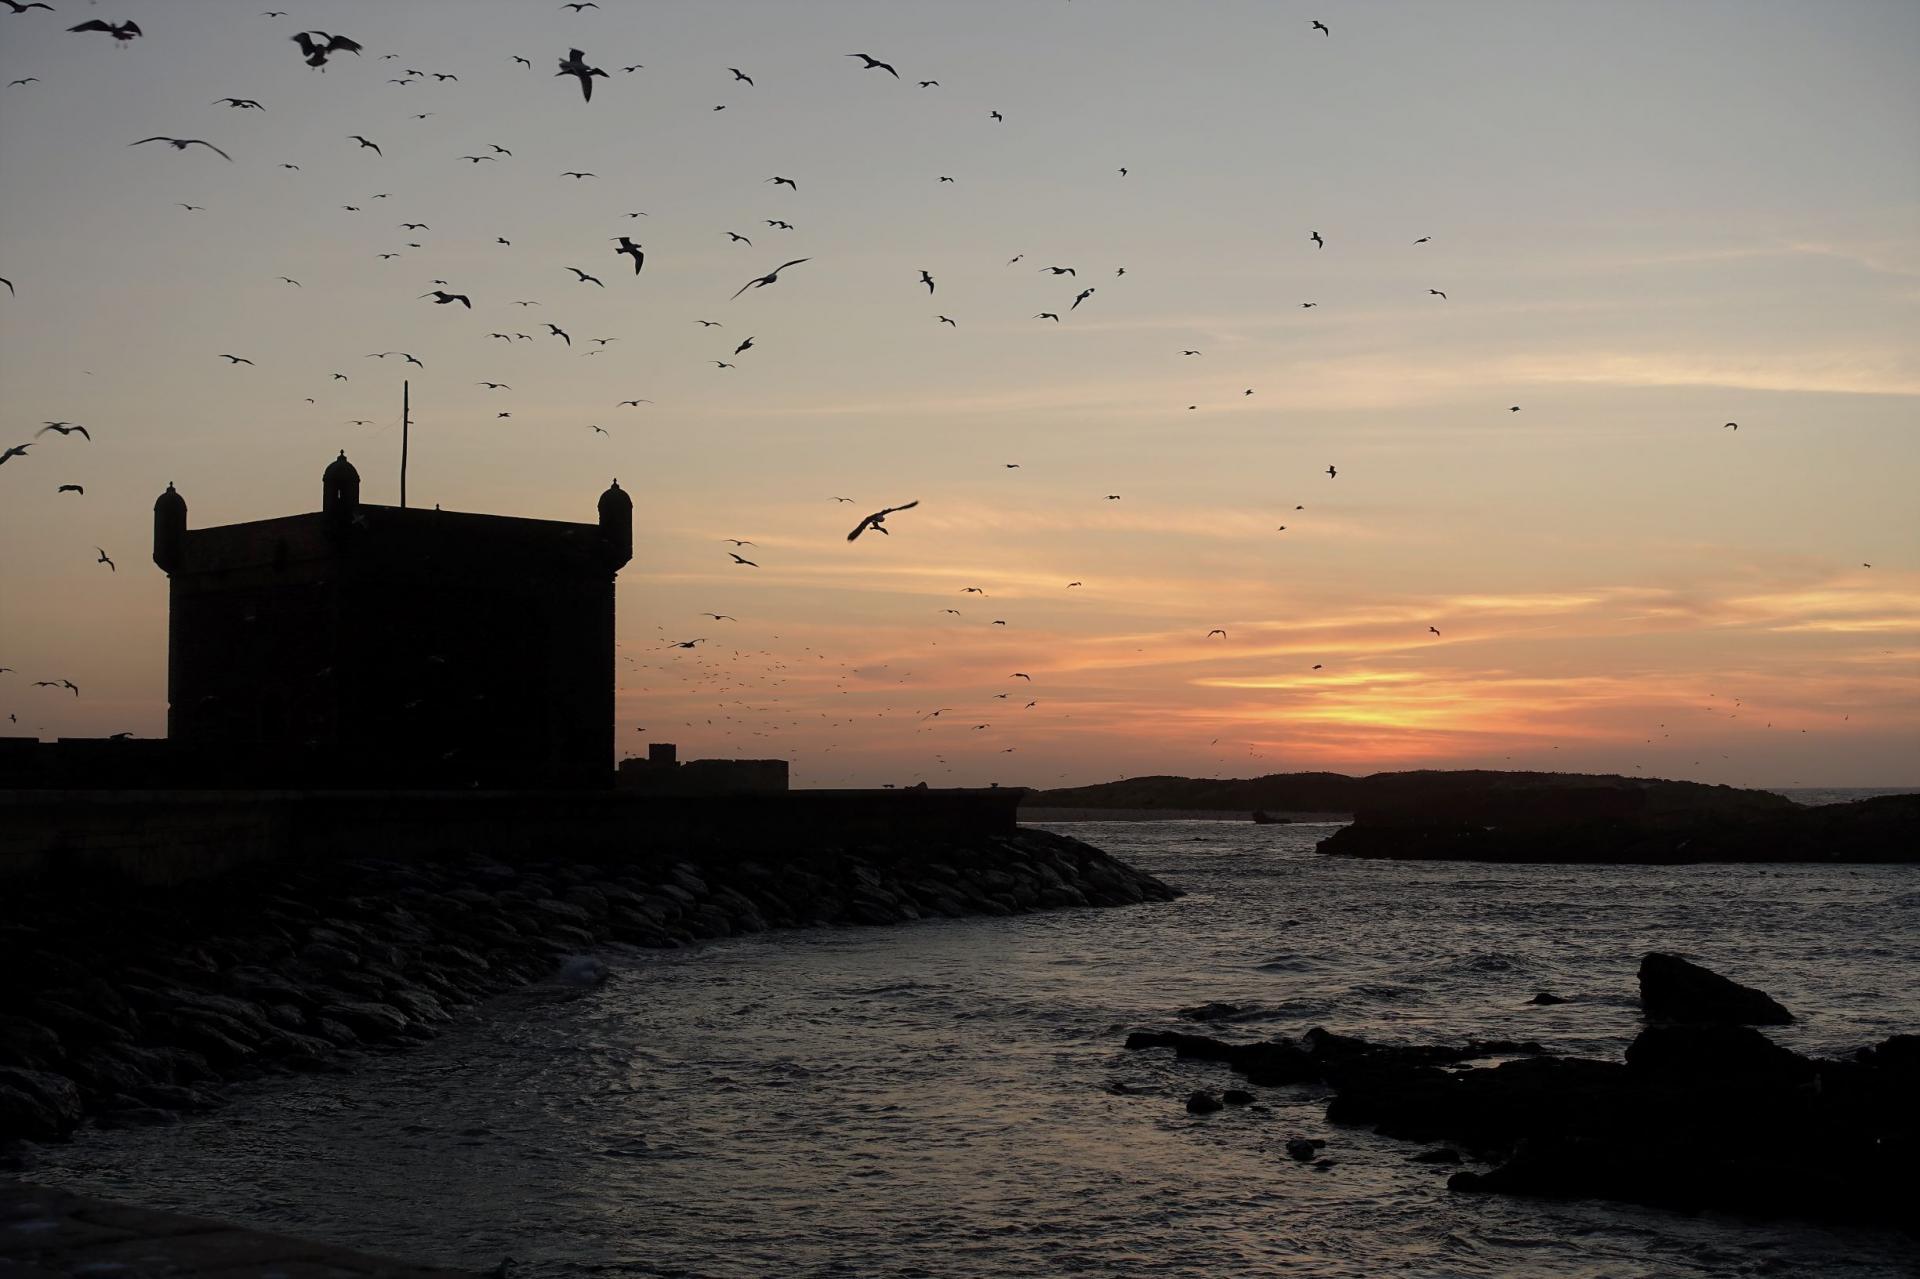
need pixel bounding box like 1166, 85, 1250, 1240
145, 453, 632, 788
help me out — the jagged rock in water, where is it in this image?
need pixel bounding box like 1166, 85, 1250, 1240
1638, 952, 1792, 1025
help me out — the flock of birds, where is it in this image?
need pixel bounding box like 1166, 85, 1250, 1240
0, 4, 1877, 783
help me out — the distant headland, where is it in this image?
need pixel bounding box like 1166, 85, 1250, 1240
1023, 770, 1918, 864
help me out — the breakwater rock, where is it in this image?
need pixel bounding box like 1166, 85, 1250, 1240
1124, 958, 1917, 1228
1317, 790, 1919, 864
0, 828, 1176, 1144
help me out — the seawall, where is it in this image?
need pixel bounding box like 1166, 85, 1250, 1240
0, 802, 1178, 1143
0, 787, 1031, 886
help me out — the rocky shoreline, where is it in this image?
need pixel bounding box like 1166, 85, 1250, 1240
0, 828, 1177, 1147
1125, 954, 1917, 1230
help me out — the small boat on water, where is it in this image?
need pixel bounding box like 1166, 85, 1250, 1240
1251, 810, 1292, 825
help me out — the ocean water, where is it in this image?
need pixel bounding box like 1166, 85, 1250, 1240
35, 819, 1920, 1278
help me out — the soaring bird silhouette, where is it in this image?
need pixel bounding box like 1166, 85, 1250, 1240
567, 266, 605, 286
1035, 312, 1059, 322
348, 135, 381, 154
937, 315, 956, 326
1414, 236, 1432, 244
420, 290, 470, 307
70, 18, 142, 40
730, 68, 754, 85
729, 552, 758, 566
546, 323, 571, 345
919, 270, 935, 294
1040, 266, 1076, 276
1071, 287, 1095, 310
1309, 231, 1324, 248
36, 422, 90, 440
1311, 20, 1330, 35
767, 175, 797, 189
95, 547, 116, 571
726, 232, 753, 246
733, 336, 755, 355
1428, 626, 1442, 636
847, 53, 899, 77
847, 501, 919, 541
218, 354, 254, 364
561, 171, 596, 179
1207, 629, 1227, 638
292, 31, 361, 67
215, 98, 265, 110
1326, 465, 1337, 478
56, 484, 83, 495
612, 236, 644, 273
0, 444, 31, 465
732, 258, 809, 299
131, 136, 232, 161
557, 48, 608, 100
1428, 289, 1447, 299
5, 2, 56, 11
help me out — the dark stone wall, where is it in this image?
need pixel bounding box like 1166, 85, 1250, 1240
0, 788, 1031, 886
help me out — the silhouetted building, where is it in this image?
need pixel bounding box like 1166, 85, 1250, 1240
617, 742, 789, 795
144, 454, 633, 787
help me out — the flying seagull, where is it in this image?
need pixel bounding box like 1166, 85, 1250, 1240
731, 258, 810, 299
613, 236, 644, 273
1071, 287, 1094, 310
5, 2, 56, 11
729, 552, 758, 566
70, 19, 142, 40
57, 484, 83, 494
0, 444, 31, 465
420, 290, 470, 307
1035, 312, 1059, 322
1207, 629, 1227, 638
349, 134, 381, 154
131, 137, 233, 161
292, 31, 361, 67
1309, 231, 1324, 248
767, 175, 797, 189
37, 422, 91, 439
1428, 289, 1447, 299
1326, 465, 1337, 478
95, 547, 116, 571
919, 270, 935, 294
215, 98, 265, 110
730, 68, 753, 84
219, 354, 254, 364
846, 53, 899, 77
847, 501, 919, 541
1311, 20, 1330, 35
546, 323, 571, 345
734, 336, 755, 355
567, 266, 605, 286
557, 48, 608, 100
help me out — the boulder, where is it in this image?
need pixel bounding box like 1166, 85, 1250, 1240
1185, 1090, 1223, 1115
1638, 952, 1792, 1025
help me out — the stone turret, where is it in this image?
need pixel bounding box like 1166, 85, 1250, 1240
152, 482, 187, 573
598, 478, 633, 571
322, 451, 360, 530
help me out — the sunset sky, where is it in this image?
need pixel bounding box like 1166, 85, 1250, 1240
1, 1, 1915, 787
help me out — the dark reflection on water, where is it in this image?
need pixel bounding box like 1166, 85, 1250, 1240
38, 823, 1920, 1277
